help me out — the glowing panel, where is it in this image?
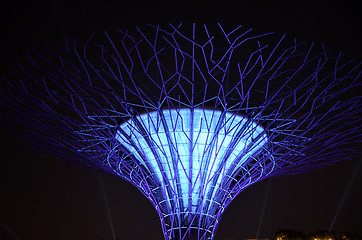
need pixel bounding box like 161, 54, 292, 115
116, 108, 267, 213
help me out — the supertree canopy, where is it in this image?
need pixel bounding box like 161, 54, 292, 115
0, 23, 361, 240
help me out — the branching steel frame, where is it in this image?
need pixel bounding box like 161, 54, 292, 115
1, 23, 361, 240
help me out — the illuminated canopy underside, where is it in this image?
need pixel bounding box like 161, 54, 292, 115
116, 108, 267, 218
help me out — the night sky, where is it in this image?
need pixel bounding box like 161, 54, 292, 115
0, 1, 361, 240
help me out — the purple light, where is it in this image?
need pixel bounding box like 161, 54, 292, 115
0, 23, 361, 240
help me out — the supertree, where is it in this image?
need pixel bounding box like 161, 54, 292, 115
0, 23, 361, 240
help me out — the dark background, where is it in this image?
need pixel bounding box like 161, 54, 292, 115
0, 0, 361, 239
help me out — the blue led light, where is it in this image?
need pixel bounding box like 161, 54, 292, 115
116, 109, 267, 213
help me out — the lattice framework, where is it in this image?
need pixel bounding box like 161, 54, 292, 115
1, 23, 361, 240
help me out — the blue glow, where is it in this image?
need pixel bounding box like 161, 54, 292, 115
116, 109, 267, 214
